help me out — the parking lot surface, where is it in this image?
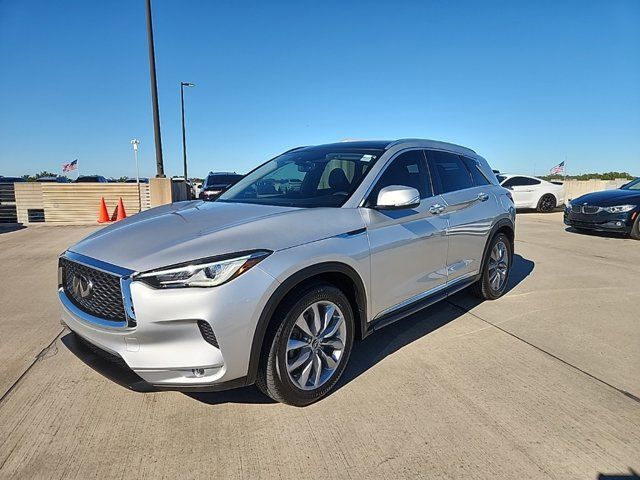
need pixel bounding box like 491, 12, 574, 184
0, 214, 638, 479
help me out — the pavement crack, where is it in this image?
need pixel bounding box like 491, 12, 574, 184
0, 328, 65, 407
446, 300, 640, 406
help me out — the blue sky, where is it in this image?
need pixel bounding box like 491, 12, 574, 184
1, 0, 639, 179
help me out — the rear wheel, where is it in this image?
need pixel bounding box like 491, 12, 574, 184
256, 283, 354, 406
537, 194, 556, 213
472, 233, 512, 300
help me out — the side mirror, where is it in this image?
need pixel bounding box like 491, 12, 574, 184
375, 185, 420, 210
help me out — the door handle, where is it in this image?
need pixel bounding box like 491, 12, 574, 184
429, 204, 446, 214
477, 192, 489, 202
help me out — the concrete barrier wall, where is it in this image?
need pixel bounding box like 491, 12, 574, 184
563, 179, 630, 201
14, 183, 44, 223
14, 183, 151, 224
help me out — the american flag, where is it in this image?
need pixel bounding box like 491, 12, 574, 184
549, 161, 565, 175
62, 159, 78, 173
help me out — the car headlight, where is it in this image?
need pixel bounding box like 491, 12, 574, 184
603, 205, 635, 214
136, 250, 271, 289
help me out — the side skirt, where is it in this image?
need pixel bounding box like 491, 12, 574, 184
364, 274, 480, 337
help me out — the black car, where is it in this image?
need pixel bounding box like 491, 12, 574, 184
564, 177, 640, 239
0, 176, 26, 183
36, 176, 70, 183
76, 175, 108, 183
199, 172, 243, 201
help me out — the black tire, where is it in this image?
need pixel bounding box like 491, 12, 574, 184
472, 233, 512, 300
256, 283, 355, 406
631, 214, 640, 240
536, 194, 556, 213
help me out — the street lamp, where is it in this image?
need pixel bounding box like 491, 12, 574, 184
130, 139, 142, 211
180, 82, 195, 182
144, 0, 165, 178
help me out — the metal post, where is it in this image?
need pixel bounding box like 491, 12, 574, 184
131, 139, 142, 211
181, 83, 187, 180
180, 82, 195, 184
145, 0, 164, 178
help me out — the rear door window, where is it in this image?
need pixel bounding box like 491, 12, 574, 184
426, 150, 474, 194
461, 156, 490, 186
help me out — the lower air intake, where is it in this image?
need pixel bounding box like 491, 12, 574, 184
197, 320, 219, 348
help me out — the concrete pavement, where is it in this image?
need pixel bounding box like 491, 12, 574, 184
0, 215, 638, 479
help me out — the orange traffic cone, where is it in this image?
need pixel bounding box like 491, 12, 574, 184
97, 197, 110, 223
115, 197, 127, 222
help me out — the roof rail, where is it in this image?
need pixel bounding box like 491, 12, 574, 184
387, 138, 477, 155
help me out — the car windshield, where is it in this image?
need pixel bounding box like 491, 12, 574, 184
621, 177, 640, 190
496, 175, 507, 183
217, 148, 383, 207
204, 174, 242, 187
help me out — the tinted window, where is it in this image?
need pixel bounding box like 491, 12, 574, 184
503, 176, 540, 187
622, 177, 640, 190
218, 148, 382, 208
427, 150, 474, 193
367, 150, 432, 205
205, 174, 243, 187
461, 156, 490, 186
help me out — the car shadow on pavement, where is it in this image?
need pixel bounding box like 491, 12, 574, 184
598, 469, 640, 480
62, 330, 276, 404
564, 226, 629, 240
334, 254, 535, 395
63, 255, 534, 406
0, 224, 25, 234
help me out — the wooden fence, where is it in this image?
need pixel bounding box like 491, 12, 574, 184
14, 183, 150, 224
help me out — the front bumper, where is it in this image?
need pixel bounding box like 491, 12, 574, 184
59, 255, 279, 390
563, 208, 635, 233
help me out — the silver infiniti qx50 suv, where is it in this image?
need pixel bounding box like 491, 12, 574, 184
58, 139, 515, 406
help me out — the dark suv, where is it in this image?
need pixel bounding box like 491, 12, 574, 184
199, 172, 243, 200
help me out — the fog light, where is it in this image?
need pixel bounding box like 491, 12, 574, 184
192, 368, 205, 377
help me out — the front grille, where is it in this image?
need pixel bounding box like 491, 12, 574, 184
61, 258, 126, 322
197, 320, 219, 348
582, 205, 601, 214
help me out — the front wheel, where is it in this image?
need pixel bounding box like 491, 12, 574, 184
256, 283, 354, 406
472, 233, 512, 300
631, 214, 640, 240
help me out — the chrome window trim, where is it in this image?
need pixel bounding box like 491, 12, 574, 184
60, 251, 137, 329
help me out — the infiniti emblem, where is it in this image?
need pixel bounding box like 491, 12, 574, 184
71, 274, 93, 299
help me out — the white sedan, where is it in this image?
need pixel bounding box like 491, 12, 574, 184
496, 174, 565, 212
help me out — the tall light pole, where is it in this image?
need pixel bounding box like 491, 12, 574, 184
130, 139, 142, 211
180, 82, 195, 181
144, 0, 165, 177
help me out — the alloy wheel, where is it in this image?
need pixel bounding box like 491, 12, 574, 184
285, 301, 347, 391
540, 195, 555, 212
488, 240, 509, 291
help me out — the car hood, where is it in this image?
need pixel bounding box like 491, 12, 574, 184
571, 189, 640, 207
68, 201, 364, 272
